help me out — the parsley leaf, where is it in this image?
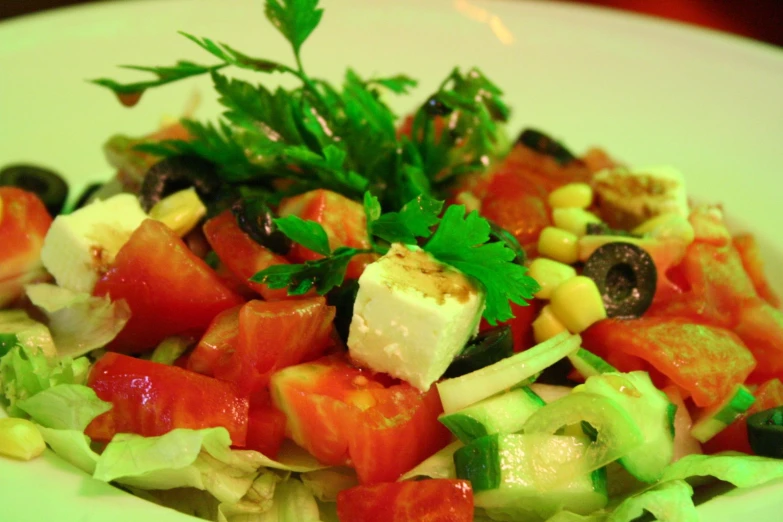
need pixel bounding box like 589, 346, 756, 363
251, 246, 367, 295
365, 192, 443, 246
424, 205, 541, 325
265, 0, 324, 60
273, 215, 331, 256
365, 74, 418, 94
91, 61, 227, 96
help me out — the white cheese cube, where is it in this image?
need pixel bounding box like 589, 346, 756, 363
40, 193, 148, 293
347, 244, 486, 391
592, 165, 689, 229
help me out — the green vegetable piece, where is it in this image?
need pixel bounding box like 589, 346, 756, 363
273, 215, 332, 256
690, 384, 755, 443
567, 348, 617, 379
748, 406, 783, 459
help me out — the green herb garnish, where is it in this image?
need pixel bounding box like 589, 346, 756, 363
94, 0, 538, 323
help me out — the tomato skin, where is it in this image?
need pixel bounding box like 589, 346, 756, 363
215, 298, 336, 396
203, 210, 292, 301
271, 355, 452, 483
703, 379, 783, 455
733, 233, 781, 308
186, 305, 241, 376
278, 189, 376, 279
245, 391, 287, 458
337, 479, 474, 522
582, 317, 756, 408
734, 301, 783, 382
94, 219, 244, 353
85, 352, 249, 446
0, 187, 52, 306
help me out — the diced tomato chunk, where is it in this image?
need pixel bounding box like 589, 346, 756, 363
735, 301, 783, 382
94, 219, 244, 353
582, 317, 756, 407
203, 210, 292, 300
215, 298, 336, 396
0, 187, 52, 306
271, 355, 452, 484
337, 479, 474, 522
186, 305, 241, 376
278, 189, 376, 279
703, 379, 783, 455
85, 352, 249, 446
245, 390, 287, 458
733, 233, 781, 308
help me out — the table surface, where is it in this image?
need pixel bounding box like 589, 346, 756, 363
1, 0, 782, 48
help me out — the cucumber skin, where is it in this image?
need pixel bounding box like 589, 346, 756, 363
454, 434, 500, 491
440, 414, 489, 444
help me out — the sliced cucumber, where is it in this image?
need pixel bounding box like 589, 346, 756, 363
437, 332, 580, 414
528, 383, 573, 404
574, 371, 674, 482
567, 348, 616, 379
454, 433, 608, 521
522, 391, 644, 484
690, 384, 755, 443
439, 387, 545, 444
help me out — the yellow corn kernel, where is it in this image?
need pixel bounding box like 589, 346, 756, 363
538, 227, 579, 265
454, 191, 482, 214
532, 305, 568, 344
548, 183, 593, 209
633, 213, 695, 245
552, 208, 602, 237
149, 187, 207, 237
549, 276, 607, 333
529, 258, 577, 300
0, 418, 46, 461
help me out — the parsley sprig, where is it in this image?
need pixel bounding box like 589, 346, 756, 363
95, 0, 539, 322
251, 193, 540, 325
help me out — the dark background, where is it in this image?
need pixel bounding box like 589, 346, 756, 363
1, 0, 782, 48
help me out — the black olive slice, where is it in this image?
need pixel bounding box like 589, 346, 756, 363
748, 406, 783, 459
327, 279, 360, 345
443, 325, 514, 379
139, 156, 219, 212
231, 197, 292, 255
582, 242, 657, 319
0, 164, 69, 216
488, 220, 526, 265
516, 128, 576, 165
73, 182, 103, 210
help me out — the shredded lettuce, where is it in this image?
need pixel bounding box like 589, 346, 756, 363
17, 384, 111, 430
0, 345, 90, 416
25, 283, 130, 359
149, 336, 193, 365
300, 468, 358, 502
37, 426, 99, 474
661, 452, 783, 489
0, 309, 56, 357
609, 480, 698, 522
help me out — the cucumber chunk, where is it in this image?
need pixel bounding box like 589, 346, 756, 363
691, 384, 755, 443
437, 332, 580, 414
567, 348, 616, 379
439, 387, 545, 444
574, 371, 675, 482
523, 391, 644, 485
454, 433, 608, 521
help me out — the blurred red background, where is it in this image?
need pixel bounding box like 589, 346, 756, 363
0, 0, 781, 48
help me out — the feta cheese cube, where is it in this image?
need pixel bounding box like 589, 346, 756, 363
592, 165, 689, 229
40, 193, 147, 293
347, 244, 486, 391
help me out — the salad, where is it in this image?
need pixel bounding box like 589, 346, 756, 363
3, 1, 783, 521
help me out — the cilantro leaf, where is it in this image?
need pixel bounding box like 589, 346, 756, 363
273, 215, 332, 256
424, 205, 540, 325
251, 246, 366, 295
265, 0, 324, 58
91, 61, 227, 96
366, 193, 443, 245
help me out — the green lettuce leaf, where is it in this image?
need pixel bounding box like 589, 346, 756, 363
0, 309, 56, 357
17, 383, 111, 430
25, 283, 131, 359
661, 452, 783, 489
149, 336, 193, 365
300, 468, 358, 502
608, 480, 698, 522
36, 425, 100, 475
0, 345, 90, 417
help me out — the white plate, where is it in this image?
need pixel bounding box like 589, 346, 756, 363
1, 0, 783, 520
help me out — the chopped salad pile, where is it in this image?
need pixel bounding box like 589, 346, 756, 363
3, 1, 783, 521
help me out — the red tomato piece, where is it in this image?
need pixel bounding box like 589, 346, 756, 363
703, 379, 783, 455
277, 189, 376, 279
733, 233, 781, 308
186, 305, 241, 376
245, 390, 287, 458
215, 298, 336, 396
582, 317, 756, 407
337, 479, 474, 522
93, 219, 243, 353
0, 187, 52, 306
203, 210, 292, 301
85, 352, 249, 446
735, 300, 783, 382
271, 355, 452, 483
